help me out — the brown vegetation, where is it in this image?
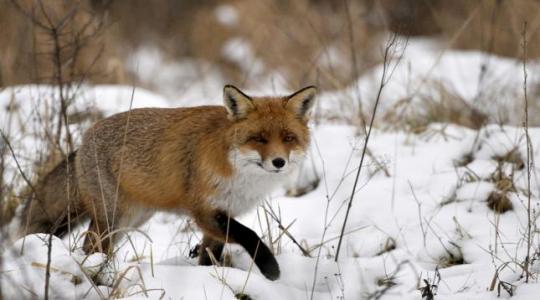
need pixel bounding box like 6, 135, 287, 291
383, 81, 488, 132
2, 0, 539, 91
379, 0, 540, 58
0, 0, 380, 90
486, 191, 513, 213
0, 0, 121, 86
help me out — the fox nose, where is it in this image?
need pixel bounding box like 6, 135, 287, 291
272, 158, 286, 169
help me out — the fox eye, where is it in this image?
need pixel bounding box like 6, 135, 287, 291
250, 135, 267, 144
283, 135, 296, 143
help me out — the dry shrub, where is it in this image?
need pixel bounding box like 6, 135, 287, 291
227, 0, 380, 89
438, 248, 465, 268
487, 191, 513, 213
377, 0, 540, 58
98, 0, 221, 56
493, 148, 525, 171
0, 0, 123, 86
376, 276, 397, 288
383, 81, 488, 133
1, 0, 383, 90
376, 0, 441, 36
375, 237, 397, 256
4, 0, 538, 92
235, 293, 253, 300
454, 152, 474, 168
117, 0, 383, 90
492, 172, 516, 194
0, 193, 20, 227
486, 149, 520, 214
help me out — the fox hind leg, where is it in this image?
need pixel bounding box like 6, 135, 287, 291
81, 193, 122, 255
83, 216, 116, 255
82, 195, 154, 255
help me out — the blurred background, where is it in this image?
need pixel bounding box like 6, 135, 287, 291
1, 0, 539, 94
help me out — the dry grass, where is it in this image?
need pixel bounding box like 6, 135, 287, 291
104, 0, 383, 90
0, 0, 382, 89
486, 191, 513, 214
2, 0, 540, 92
0, 0, 122, 86
383, 80, 488, 133
377, 0, 540, 58
375, 237, 396, 256
225, 0, 380, 89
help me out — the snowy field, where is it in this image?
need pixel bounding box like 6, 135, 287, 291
1, 39, 540, 299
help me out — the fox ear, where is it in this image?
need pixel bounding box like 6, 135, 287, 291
223, 85, 254, 120
286, 86, 317, 120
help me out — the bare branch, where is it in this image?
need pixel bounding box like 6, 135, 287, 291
521, 21, 533, 284
335, 32, 407, 262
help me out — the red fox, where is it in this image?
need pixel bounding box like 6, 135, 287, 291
18, 85, 317, 280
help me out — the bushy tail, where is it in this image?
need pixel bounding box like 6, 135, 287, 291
17, 151, 87, 238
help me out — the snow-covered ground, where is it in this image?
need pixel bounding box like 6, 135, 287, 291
1, 38, 540, 299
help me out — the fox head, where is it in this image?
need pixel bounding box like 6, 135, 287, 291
224, 85, 317, 176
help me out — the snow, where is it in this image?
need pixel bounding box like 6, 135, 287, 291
222, 37, 265, 77
126, 47, 225, 102
2, 38, 540, 299
215, 4, 239, 27
319, 38, 540, 125
1, 234, 110, 299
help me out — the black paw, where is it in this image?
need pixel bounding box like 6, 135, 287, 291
255, 245, 280, 280
259, 257, 280, 281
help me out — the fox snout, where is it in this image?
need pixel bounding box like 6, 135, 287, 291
272, 157, 286, 169
260, 155, 288, 173
232, 148, 305, 175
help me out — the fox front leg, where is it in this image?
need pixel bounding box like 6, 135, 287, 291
215, 212, 280, 280
195, 210, 280, 280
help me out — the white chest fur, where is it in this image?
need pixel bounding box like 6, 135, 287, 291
208, 172, 285, 216
207, 149, 299, 216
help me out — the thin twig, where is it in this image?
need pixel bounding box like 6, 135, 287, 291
0, 131, 52, 300
343, 0, 366, 130
263, 202, 311, 257
521, 21, 532, 283
112, 82, 136, 229
335, 33, 406, 261
43, 233, 53, 300
0, 130, 49, 220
